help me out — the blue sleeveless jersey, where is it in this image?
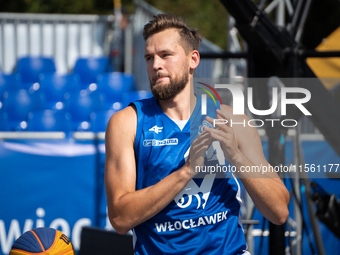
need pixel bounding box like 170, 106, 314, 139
131, 96, 249, 255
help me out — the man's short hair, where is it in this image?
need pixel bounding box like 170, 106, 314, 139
143, 13, 202, 54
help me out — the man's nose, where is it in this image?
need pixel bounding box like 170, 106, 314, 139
153, 56, 163, 71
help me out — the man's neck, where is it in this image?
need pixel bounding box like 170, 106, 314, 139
156, 84, 196, 121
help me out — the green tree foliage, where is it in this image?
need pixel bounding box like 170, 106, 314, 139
2, 0, 340, 51
0, 0, 228, 49
0, 0, 115, 14
143, 0, 228, 49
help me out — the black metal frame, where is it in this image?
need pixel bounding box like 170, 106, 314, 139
199, 0, 340, 254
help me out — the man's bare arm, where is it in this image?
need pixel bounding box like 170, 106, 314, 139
105, 106, 213, 234
204, 105, 289, 225
234, 113, 289, 225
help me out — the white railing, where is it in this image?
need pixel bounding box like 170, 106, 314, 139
0, 13, 114, 73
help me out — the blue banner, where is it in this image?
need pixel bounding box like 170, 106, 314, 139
0, 138, 109, 254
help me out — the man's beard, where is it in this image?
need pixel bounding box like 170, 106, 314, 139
150, 69, 189, 100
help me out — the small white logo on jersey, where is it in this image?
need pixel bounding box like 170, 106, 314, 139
149, 125, 163, 134
143, 138, 178, 147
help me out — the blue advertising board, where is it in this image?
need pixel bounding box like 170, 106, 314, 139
0, 137, 109, 254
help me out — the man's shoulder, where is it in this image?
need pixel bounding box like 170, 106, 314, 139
108, 96, 156, 126
130, 97, 155, 109
106, 106, 137, 137
112, 105, 137, 122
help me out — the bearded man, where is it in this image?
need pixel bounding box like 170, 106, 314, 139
105, 13, 289, 255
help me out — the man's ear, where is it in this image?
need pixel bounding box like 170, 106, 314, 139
189, 50, 200, 70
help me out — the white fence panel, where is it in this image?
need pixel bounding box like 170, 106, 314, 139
0, 13, 114, 74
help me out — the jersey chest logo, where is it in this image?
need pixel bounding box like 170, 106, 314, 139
149, 125, 163, 134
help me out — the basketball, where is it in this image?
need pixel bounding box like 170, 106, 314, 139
9, 227, 75, 255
